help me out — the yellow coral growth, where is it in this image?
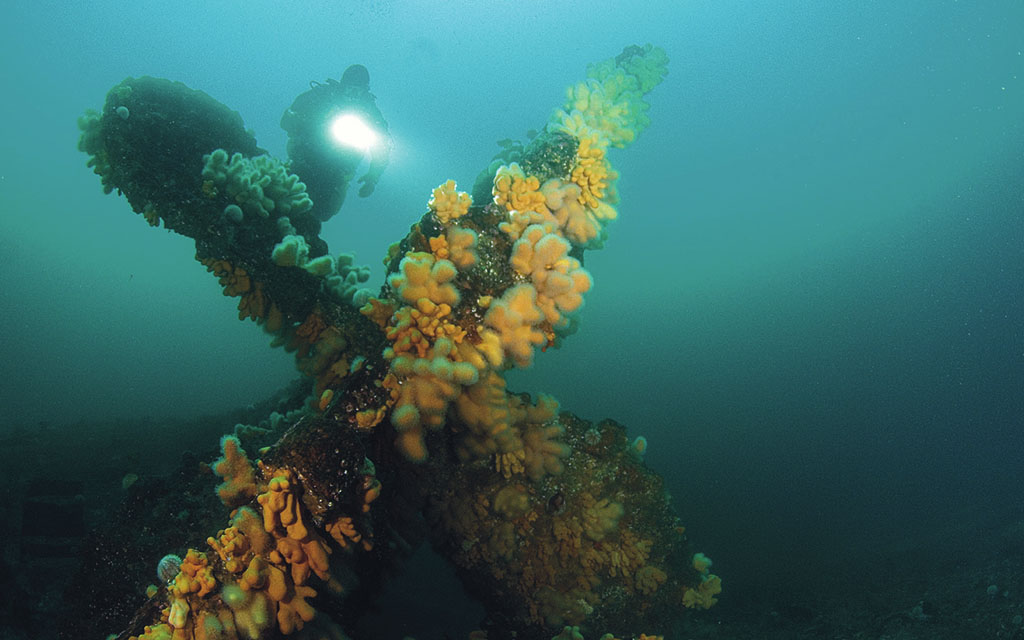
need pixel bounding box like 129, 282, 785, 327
256, 468, 333, 589
201, 257, 250, 297
171, 549, 217, 598
535, 586, 598, 629
257, 471, 309, 541
213, 435, 257, 508
481, 284, 547, 368
428, 178, 472, 224
493, 163, 546, 214
482, 391, 567, 482
360, 296, 395, 328
287, 311, 328, 356
428, 234, 450, 261
272, 535, 330, 587
606, 531, 652, 581
240, 556, 269, 590
683, 574, 722, 609
521, 419, 570, 482
317, 388, 334, 412
683, 551, 721, 609
457, 328, 504, 372
387, 337, 479, 461
541, 179, 600, 248
447, 226, 478, 269
230, 506, 274, 556
494, 447, 527, 479
388, 251, 459, 307
140, 467, 350, 640
276, 584, 318, 634
551, 45, 668, 149
454, 370, 517, 460
356, 405, 388, 429
492, 484, 531, 519
510, 225, 592, 327
692, 551, 712, 574
296, 326, 349, 396
207, 526, 252, 574
581, 494, 624, 542
378, 246, 503, 460
570, 136, 618, 210
362, 475, 382, 512
430, 227, 478, 269
236, 282, 273, 323
325, 516, 372, 551
454, 385, 568, 481
560, 79, 638, 148
385, 298, 465, 360
634, 565, 667, 596
199, 256, 281, 325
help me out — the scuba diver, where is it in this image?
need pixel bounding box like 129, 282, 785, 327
281, 64, 393, 222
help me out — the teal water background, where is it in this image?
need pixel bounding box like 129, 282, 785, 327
1, 0, 1022, 602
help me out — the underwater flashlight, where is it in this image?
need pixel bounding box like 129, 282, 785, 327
328, 113, 378, 150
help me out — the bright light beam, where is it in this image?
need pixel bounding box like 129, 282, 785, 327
328, 113, 379, 150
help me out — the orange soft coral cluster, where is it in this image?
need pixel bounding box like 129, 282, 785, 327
509, 225, 592, 327
256, 466, 333, 587
286, 309, 328, 358
551, 44, 668, 149
495, 154, 617, 250
421, 401, 702, 636
135, 437, 383, 640
212, 435, 258, 508
376, 252, 475, 459
682, 552, 722, 609
429, 226, 478, 269
295, 325, 349, 398
428, 178, 473, 224
199, 256, 284, 331
493, 163, 547, 215
453, 375, 569, 477
365, 176, 502, 459
172, 550, 217, 599
570, 136, 616, 210
364, 51, 667, 460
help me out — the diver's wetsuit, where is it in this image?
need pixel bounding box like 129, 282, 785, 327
281, 65, 392, 222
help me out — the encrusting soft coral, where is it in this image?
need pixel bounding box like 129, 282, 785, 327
454, 370, 517, 459
510, 224, 592, 327
201, 148, 314, 220
482, 284, 549, 368
150, 437, 364, 639
76, 44, 714, 640
366, 58, 645, 456
212, 434, 258, 507
387, 336, 480, 461
570, 136, 617, 210
388, 251, 460, 307
551, 44, 668, 149
521, 417, 571, 482
493, 162, 547, 215
429, 178, 473, 224
430, 226, 478, 269
271, 234, 335, 277
683, 552, 723, 609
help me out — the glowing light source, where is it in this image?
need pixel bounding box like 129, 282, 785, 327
328, 113, 378, 150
